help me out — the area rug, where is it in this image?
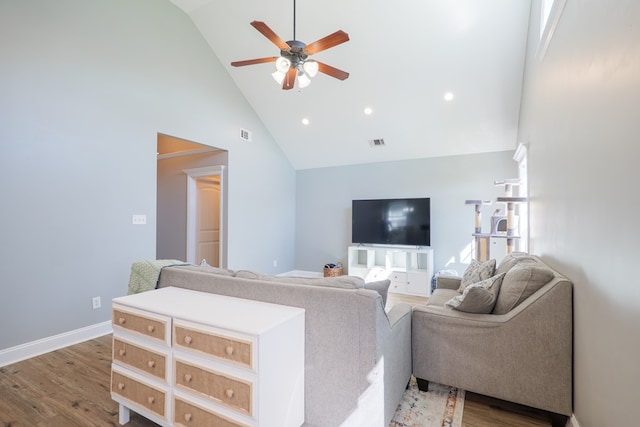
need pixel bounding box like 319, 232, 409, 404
390, 377, 465, 427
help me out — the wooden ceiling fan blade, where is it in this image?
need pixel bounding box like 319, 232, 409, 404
317, 61, 349, 81
282, 67, 297, 90
231, 57, 278, 67
250, 21, 290, 50
304, 30, 350, 55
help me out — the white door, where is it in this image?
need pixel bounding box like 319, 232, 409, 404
195, 176, 220, 267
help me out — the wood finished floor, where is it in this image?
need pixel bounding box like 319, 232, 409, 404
0, 332, 562, 427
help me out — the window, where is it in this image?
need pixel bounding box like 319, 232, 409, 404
537, 0, 567, 60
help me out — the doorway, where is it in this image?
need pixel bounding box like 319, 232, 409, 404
156, 134, 228, 266
184, 165, 226, 267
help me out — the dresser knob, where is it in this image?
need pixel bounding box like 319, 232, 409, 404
117, 382, 125, 390
118, 317, 126, 325
184, 336, 193, 345
225, 346, 234, 356
184, 373, 192, 382
147, 396, 155, 405
118, 349, 126, 357
147, 325, 155, 333
225, 389, 234, 399
147, 360, 155, 368
184, 413, 192, 422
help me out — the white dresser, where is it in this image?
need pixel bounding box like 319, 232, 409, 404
111, 286, 305, 427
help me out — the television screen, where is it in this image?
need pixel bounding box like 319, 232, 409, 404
352, 198, 430, 246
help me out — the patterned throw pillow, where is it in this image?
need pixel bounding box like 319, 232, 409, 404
458, 259, 496, 292
446, 273, 505, 313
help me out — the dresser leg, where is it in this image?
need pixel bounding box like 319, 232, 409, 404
118, 403, 130, 425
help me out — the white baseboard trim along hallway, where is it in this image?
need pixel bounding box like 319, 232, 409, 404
0, 321, 112, 367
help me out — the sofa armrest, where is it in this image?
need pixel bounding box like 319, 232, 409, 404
386, 302, 412, 328
436, 275, 462, 290
381, 302, 413, 423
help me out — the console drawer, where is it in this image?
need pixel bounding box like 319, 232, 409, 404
113, 337, 168, 381
174, 359, 253, 415
173, 322, 252, 368
112, 307, 169, 344
174, 396, 249, 427
111, 369, 167, 418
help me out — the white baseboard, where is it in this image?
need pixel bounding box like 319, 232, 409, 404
0, 321, 113, 368
567, 414, 580, 427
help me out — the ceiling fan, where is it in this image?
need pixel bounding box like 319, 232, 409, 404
230, 0, 350, 90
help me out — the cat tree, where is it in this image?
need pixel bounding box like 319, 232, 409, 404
466, 178, 526, 262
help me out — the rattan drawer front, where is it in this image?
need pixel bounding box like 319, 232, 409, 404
174, 397, 248, 427
113, 338, 167, 381
112, 308, 167, 343
111, 371, 166, 418
175, 360, 252, 415
174, 325, 252, 368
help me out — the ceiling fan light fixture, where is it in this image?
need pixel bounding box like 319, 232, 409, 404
272, 70, 286, 85
298, 72, 311, 88
303, 60, 319, 78
275, 56, 292, 73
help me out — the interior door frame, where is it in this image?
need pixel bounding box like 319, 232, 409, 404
183, 165, 227, 267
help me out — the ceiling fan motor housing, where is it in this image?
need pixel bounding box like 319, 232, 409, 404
282, 40, 308, 67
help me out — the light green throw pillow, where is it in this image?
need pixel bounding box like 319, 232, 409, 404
446, 273, 505, 313
458, 259, 496, 292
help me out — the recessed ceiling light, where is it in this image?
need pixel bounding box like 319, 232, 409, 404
444, 92, 454, 101
364, 107, 373, 115
301, 118, 310, 125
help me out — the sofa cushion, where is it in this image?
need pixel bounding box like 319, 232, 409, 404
446, 273, 505, 313
492, 262, 554, 314
458, 259, 496, 292
233, 271, 392, 304
235, 270, 366, 289
427, 289, 461, 307
278, 275, 366, 289
495, 252, 535, 276
234, 270, 263, 279
182, 265, 235, 276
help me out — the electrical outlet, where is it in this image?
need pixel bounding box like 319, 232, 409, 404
92, 296, 101, 310
132, 214, 147, 225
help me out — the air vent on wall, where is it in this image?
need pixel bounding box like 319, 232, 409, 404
240, 128, 252, 142
369, 138, 385, 147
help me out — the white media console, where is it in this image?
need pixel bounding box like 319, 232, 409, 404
347, 245, 434, 296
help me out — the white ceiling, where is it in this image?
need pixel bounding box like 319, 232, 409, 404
170, 0, 531, 170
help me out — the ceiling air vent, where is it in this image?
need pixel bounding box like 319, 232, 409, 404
369, 138, 385, 147
240, 128, 252, 142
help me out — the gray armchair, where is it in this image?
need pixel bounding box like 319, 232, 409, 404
411, 254, 573, 416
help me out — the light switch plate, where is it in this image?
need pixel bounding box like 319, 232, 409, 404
132, 214, 147, 225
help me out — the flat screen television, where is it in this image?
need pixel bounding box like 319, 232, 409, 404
352, 198, 431, 247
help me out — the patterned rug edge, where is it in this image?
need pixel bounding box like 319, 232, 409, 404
390, 377, 465, 427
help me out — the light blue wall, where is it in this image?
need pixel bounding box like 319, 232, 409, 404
295, 151, 518, 275
518, 2, 640, 426
0, 0, 295, 350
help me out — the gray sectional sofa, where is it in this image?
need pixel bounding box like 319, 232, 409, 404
156, 266, 412, 427
411, 252, 573, 416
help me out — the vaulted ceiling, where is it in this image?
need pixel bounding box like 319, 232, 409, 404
169, 0, 531, 170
